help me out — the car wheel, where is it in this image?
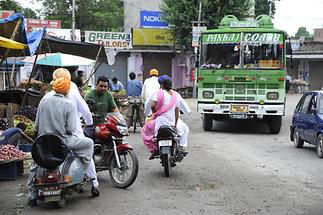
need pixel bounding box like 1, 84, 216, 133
293, 128, 304, 148
316, 134, 323, 158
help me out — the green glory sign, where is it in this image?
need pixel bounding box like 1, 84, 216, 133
203, 33, 283, 44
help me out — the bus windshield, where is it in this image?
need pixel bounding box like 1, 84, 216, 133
200, 32, 284, 70
243, 43, 283, 69
201, 43, 240, 69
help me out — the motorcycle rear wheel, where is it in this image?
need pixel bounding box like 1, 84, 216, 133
162, 154, 171, 177
109, 149, 139, 188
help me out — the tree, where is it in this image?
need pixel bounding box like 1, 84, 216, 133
255, 0, 276, 17
0, 0, 38, 18
162, 0, 251, 50
41, 0, 123, 31
0, 0, 21, 12
295, 27, 311, 39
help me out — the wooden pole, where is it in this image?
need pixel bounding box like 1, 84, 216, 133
83, 44, 104, 86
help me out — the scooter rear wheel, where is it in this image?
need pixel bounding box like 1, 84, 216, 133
54, 192, 67, 208
109, 149, 139, 188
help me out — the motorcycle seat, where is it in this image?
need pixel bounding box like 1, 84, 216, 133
32, 134, 69, 170
157, 125, 178, 139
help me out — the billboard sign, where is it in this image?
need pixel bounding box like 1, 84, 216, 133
0, 10, 14, 19
26, 19, 61, 32
140, 11, 168, 28
133, 28, 173, 46
43, 28, 81, 41
192, 26, 207, 47
85, 31, 132, 49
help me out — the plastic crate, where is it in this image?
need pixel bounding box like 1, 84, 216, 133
16, 160, 24, 176
19, 144, 32, 152
0, 162, 18, 181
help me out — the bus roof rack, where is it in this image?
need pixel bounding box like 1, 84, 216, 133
219, 14, 273, 29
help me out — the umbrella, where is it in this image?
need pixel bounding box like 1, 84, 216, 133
0, 36, 27, 50
22, 54, 47, 63
27, 52, 96, 66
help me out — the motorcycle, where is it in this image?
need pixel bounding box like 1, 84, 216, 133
31, 134, 92, 208
86, 112, 139, 188
154, 125, 187, 177
119, 96, 145, 132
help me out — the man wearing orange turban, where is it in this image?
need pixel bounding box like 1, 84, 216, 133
28, 69, 99, 206
52, 77, 71, 94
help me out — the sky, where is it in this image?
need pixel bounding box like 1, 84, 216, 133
15, 0, 323, 36
273, 0, 323, 36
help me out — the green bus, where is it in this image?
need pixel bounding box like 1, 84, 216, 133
197, 15, 287, 134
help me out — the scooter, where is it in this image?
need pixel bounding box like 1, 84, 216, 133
31, 134, 92, 208
154, 125, 187, 177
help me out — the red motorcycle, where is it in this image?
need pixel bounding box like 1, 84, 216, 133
85, 112, 139, 188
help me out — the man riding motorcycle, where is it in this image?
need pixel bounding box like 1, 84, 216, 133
27, 76, 96, 207
83, 75, 121, 137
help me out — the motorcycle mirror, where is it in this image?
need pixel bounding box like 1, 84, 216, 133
86, 99, 95, 111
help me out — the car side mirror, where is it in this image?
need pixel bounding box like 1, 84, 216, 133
310, 107, 317, 114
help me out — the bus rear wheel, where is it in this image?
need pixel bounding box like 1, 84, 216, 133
203, 114, 213, 131
266, 116, 282, 134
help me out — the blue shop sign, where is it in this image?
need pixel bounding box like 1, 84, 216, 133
140, 11, 168, 28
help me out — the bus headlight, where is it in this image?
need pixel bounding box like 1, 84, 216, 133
267, 92, 279, 100
203, 91, 214, 99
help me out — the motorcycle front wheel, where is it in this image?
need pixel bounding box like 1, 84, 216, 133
109, 149, 139, 188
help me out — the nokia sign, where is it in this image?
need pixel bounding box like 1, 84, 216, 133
140, 11, 169, 28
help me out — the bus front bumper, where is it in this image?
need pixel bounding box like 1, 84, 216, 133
197, 103, 284, 116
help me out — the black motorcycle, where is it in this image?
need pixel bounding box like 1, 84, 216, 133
154, 125, 187, 177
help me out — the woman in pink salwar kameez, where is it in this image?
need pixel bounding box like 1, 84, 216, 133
141, 77, 179, 159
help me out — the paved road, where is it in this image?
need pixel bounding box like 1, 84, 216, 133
4, 94, 323, 215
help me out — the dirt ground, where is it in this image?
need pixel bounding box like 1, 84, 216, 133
2, 94, 323, 215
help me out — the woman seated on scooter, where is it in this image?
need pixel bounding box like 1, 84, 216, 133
141, 75, 181, 159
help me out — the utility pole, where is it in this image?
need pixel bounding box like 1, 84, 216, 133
192, 0, 203, 98
72, 0, 76, 41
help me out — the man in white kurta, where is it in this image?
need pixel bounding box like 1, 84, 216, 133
141, 68, 160, 103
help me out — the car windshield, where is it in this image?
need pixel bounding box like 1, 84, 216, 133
319, 94, 323, 114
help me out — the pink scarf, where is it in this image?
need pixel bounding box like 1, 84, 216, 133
141, 90, 177, 152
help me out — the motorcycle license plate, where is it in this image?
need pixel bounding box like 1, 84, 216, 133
43, 190, 61, 196
158, 140, 172, 147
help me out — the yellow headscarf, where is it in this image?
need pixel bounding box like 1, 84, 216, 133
52, 77, 71, 94
149, 68, 158, 76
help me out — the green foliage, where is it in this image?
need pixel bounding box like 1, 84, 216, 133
0, 0, 21, 12
162, 0, 251, 50
255, 0, 276, 17
41, 0, 123, 31
295, 27, 311, 39
0, 0, 38, 18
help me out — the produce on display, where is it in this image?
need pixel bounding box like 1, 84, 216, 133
0, 144, 26, 161
14, 115, 35, 139
17, 106, 37, 121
